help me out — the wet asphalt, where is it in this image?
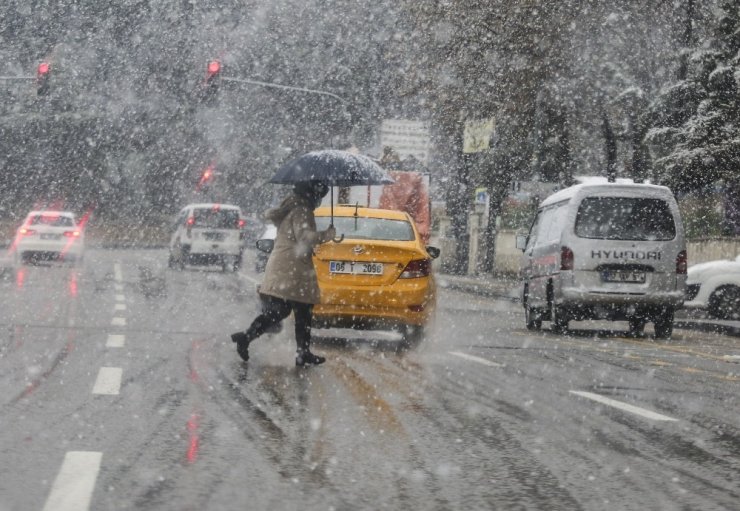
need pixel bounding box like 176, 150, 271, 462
0, 248, 738, 510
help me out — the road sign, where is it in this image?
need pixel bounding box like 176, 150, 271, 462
463, 118, 495, 153
379, 119, 431, 165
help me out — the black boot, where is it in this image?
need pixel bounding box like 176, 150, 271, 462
231, 331, 253, 362
295, 350, 326, 367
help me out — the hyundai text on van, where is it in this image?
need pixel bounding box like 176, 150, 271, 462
517, 182, 686, 338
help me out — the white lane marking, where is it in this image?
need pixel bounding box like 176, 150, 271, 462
114, 294, 125, 302
42, 451, 102, 511
114, 284, 123, 292
240, 273, 260, 286
106, 334, 125, 348
723, 355, 740, 361
114, 303, 127, 311
111, 317, 126, 326
569, 391, 678, 422
92, 367, 122, 395
113, 263, 122, 282
449, 351, 504, 367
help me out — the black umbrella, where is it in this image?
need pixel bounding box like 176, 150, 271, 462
269, 149, 395, 229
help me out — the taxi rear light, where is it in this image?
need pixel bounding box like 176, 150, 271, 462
64, 230, 81, 237
399, 259, 431, 279
408, 304, 425, 312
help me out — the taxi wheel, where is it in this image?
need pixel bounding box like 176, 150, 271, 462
400, 325, 424, 349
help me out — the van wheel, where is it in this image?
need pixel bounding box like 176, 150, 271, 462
551, 305, 569, 334
709, 285, 740, 320
628, 317, 647, 336
654, 308, 674, 339
525, 305, 542, 331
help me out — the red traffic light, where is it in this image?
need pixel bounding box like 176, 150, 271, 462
37, 62, 51, 96
206, 60, 221, 77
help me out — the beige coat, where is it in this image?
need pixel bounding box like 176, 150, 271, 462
259, 194, 333, 304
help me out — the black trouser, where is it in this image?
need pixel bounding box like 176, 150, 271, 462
245, 294, 313, 353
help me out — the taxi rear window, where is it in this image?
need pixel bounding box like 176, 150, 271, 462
316, 216, 414, 241
575, 197, 676, 241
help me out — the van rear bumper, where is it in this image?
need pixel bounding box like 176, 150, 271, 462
558, 287, 684, 320
560, 287, 684, 306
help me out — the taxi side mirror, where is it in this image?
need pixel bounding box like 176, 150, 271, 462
515, 233, 528, 251
256, 239, 274, 253
426, 246, 441, 259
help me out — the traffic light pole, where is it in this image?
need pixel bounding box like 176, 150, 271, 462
221, 76, 347, 105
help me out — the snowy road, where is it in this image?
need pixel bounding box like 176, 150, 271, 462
0, 249, 738, 510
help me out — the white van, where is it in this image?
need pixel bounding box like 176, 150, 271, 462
168, 203, 244, 271
516, 182, 686, 338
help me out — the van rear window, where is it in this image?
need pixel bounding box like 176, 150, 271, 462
192, 208, 239, 229
575, 197, 676, 241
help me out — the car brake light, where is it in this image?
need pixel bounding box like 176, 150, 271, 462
238, 219, 246, 228
186, 217, 195, 226
560, 246, 574, 271
64, 231, 81, 237
399, 259, 431, 279
19, 228, 36, 235
676, 250, 687, 274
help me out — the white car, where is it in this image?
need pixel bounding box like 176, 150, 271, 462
684, 255, 740, 320
14, 210, 85, 264
168, 203, 244, 271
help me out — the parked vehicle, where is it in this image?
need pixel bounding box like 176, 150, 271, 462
517, 181, 686, 338
684, 255, 740, 320
168, 203, 243, 272
254, 223, 276, 273
14, 210, 85, 265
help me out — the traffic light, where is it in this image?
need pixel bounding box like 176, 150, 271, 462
196, 164, 215, 191
37, 62, 51, 96
201, 60, 221, 104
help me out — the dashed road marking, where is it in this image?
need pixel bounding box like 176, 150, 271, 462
449, 351, 504, 367
114, 303, 126, 311
111, 317, 126, 326
113, 263, 122, 282
114, 284, 123, 292
42, 451, 102, 511
569, 390, 678, 422
92, 367, 122, 395
114, 294, 125, 302
106, 334, 125, 348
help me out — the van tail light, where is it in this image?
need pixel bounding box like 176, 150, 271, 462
64, 231, 81, 237
186, 217, 195, 227
399, 259, 431, 279
560, 246, 574, 271
676, 250, 687, 274
238, 219, 245, 228
18, 228, 36, 236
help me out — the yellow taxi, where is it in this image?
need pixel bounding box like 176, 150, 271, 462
312, 205, 439, 344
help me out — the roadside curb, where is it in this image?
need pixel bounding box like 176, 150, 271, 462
436, 274, 520, 302
674, 320, 740, 338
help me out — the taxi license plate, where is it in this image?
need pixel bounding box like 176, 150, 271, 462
330, 261, 383, 275
602, 270, 646, 283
